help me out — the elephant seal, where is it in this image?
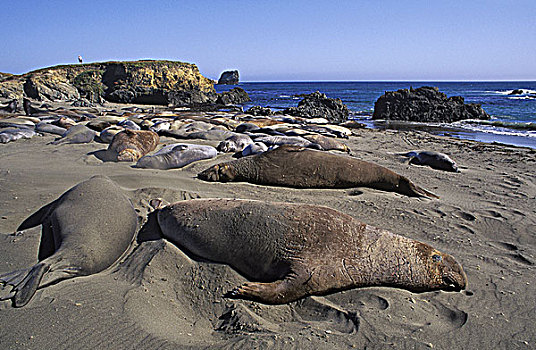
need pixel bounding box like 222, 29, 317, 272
108, 129, 159, 162
250, 135, 322, 150
154, 199, 467, 304
241, 142, 269, 157
134, 143, 217, 170
303, 134, 350, 153
198, 145, 438, 198
402, 151, 459, 172
0, 176, 137, 307
0, 128, 36, 143
0, 100, 18, 114
51, 124, 97, 145
35, 121, 67, 136
217, 134, 254, 153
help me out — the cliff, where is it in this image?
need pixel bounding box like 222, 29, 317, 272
0, 60, 217, 106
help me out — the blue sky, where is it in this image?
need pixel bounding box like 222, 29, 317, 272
1, 0, 534, 81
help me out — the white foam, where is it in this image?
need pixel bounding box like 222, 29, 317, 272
495, 89, 536, 95
508, 96, 536, 100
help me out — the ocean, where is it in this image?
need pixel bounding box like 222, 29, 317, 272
215, 82, 536, 149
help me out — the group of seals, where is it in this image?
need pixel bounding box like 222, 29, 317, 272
153, 198, 467, 304
198, 145, 438, 198
1, 174, 466, 308
0, 176, 137, 307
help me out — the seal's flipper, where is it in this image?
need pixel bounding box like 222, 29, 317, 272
398, 177, 439, 199
17, 201, 56, 231
409, 182, 439, 199
0, 263, 49, 307
225, 275, 309, 305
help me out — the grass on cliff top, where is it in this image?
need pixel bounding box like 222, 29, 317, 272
16, 59, 195, 76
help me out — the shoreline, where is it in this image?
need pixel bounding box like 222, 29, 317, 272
355, 117, 536, 150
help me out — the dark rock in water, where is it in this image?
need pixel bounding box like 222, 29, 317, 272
509, 89, 524, 95
216, 87, 251, 105
283, 91, 350, 124
217, 70, 239, 85
372, 86, 489, 123
245, 105, 273, 116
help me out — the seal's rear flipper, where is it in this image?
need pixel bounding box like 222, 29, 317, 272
0, 263, 49, 307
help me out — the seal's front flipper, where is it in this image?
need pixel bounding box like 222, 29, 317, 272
17, 201, 56, 231
225, 277, 307, 305
0, 263, 49, 307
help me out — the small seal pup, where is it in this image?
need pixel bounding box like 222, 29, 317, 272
107, 129, 159, 162
0, 176, 137, 307
134, 143, 218, 170
153, 199, 467, 304
401, 151, 459, 172
198, 145, 438, 198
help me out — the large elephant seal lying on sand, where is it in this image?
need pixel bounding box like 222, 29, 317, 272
134, 143, 217, 170
198, 145, 438, 198
0, 176, 137, 307
153, 198, 467, 304
108, 129, 159, 162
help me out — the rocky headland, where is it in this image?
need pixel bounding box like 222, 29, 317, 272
372, 86, 490, 123
0, 60, 222, 107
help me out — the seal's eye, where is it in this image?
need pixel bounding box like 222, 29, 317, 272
432, 254, 442, 262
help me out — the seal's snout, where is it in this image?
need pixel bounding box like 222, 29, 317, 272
441, 256, 467, 291
443, 272, 467, 291
198, 165, 219, 181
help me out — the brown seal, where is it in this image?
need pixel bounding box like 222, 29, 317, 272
0, 176, 137, 307
154, 198, 467, 304
108, 129, 159, 162
198, 145, 438, 198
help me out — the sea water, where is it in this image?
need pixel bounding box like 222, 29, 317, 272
216, 82, 536, 149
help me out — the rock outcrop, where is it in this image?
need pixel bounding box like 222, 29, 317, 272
216, 87, 251, 105
372, 86, 489, 122
0, 60, 217, 106
217, 70, 239, 85
283, 91, 350, 123
245, 106, 273, 116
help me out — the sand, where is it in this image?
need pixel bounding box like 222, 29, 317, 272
0, 123, 535, 349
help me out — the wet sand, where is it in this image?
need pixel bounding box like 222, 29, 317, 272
0, 122, 535, 349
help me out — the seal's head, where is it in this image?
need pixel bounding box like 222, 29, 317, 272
198, 164, 236, 182
117, 149, 142, 162
415, 242, 467, 292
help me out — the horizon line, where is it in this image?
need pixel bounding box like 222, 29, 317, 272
238, 79, 536, 83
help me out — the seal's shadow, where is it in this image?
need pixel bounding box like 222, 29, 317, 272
88, 149, 117, 162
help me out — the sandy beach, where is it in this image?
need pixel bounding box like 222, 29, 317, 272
1, 114, 535, 349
